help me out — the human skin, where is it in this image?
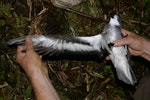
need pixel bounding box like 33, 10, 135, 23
106, 29, 150, 61
16, 38, 60, 100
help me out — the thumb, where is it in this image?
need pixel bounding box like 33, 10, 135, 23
121, 28, 133, 36
25, 37, 34, 51
113, 37, 129, 47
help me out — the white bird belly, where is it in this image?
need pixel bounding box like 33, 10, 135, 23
110, 47, 134, 84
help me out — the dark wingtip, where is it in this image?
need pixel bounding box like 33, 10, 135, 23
7, 40, 17, 47
7, 36, 26, 46
7, 40, 13, 46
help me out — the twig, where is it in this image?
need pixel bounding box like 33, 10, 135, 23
129, 20, 148, 26
0, 82, 8, 88
66, 8, 104, 22
100, 77, 111, 86
29, 8, 49, 34
27, 0, 32, 20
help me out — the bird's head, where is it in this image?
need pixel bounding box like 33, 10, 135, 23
109, 15, 121, 27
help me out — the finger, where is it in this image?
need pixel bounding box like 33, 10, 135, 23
105, 56, 110, 61
40, 55, 43, 59
113, 37, 129, 47
16, 45, 25, 62
16, 45, 26, 54
25, 37, 34, 51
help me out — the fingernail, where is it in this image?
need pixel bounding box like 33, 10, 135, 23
123, 34, 128, 38
21, 49, 27, 53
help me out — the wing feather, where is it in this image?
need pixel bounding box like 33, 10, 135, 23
7, 34, 104, 57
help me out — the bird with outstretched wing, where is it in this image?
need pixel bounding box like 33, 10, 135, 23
7, 15, 137, 85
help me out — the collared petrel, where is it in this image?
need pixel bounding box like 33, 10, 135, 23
7, 15, 137, 85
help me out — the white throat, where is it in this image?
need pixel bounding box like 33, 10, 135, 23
109, 15, 121, 26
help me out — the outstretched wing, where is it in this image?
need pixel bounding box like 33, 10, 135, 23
7, 34, 106, 58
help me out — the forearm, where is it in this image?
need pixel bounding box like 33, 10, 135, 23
16, 38, 60, 99
141, 38, 150, 61
29, 70, 60, 100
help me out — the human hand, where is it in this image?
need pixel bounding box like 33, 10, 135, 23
106, 29, 150, 61
16, 38, 60, 100
114, 29, 145, 56
16, 37, 48, 77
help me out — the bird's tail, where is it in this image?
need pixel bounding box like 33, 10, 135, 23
110, 48, 137, 85
115, 64, 137, 85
